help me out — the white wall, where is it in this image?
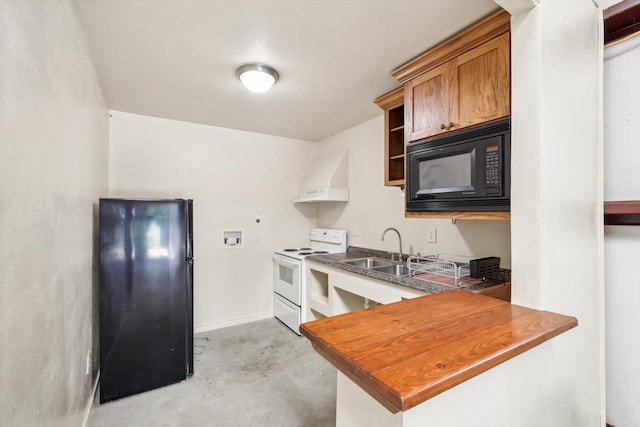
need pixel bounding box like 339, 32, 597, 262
326, 1, 604, 424
0, 1, 109, 426
603, 34, 640, 427
317, 116, 513, 267
509, 0, 603, 425
108, 111, 317, 331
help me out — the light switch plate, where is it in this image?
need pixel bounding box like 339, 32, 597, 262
427, 228, 437, 243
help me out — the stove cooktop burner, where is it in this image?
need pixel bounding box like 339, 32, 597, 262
275, 248, 340, 259
275, 229, 347, 261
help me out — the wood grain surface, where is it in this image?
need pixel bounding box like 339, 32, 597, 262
404, 210, 510, 220
300, 290, 577, 413
604, 200, 640, 225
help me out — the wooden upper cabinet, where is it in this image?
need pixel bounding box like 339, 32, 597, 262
394, 9, 511, 143
405, 62, 450, 141
450, 32, 510, 130
374, 88, 405, 187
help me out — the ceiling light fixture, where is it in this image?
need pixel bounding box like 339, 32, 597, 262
236, 63, 279, 93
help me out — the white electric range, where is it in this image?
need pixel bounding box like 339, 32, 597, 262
273, 228, 347, 335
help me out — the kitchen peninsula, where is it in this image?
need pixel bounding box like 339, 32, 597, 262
300, 290, 577, 426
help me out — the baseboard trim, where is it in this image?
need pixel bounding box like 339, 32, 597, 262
81, 372, 100, 427
194, 311, 274, 333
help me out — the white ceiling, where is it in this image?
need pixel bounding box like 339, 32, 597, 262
73, 0, 499, 141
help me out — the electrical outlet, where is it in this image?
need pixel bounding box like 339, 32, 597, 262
427, 228, 437, 243
352, 226, 359, 237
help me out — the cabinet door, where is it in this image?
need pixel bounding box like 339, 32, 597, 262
405, 62, 449, 142
449, 32, 510, 130
471, 282, 511, 302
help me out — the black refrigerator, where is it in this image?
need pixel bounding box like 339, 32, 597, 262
99, 198, 193, 403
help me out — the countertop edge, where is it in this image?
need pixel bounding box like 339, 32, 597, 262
301, 291, 578, 413
400, 313, 578, 410
300, 335, 404, 414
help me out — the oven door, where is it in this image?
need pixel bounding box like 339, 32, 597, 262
273, 253, 302, 305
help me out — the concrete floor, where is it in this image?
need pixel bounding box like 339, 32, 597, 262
89, 318, 337, 427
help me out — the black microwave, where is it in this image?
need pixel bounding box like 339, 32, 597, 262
406, 119, 510, 212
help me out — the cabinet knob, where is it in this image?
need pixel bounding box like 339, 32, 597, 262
449, 122, 455, 129
440, 124, 446, 130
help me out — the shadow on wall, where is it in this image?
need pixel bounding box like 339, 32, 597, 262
455, 220, 512, 268
314, 200, 354, 230
293, 201, 323, 224
315, 202, 349, 228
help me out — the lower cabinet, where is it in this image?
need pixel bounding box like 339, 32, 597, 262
471, 281, 511, 302
306, 262, 512, 321
306, 262, 425, 320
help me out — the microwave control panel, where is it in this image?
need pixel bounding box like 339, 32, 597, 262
484, 144, 501, 195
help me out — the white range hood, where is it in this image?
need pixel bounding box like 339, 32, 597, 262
293, 150, 349, 203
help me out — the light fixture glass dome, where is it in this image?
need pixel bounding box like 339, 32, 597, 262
236, 63, 279, 93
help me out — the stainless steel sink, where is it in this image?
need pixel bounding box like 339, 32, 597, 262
342, 257, 393, 269
341, 257, 410, 277
371, 264, 411, 277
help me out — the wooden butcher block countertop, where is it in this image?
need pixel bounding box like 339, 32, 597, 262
300, 290, 578, 413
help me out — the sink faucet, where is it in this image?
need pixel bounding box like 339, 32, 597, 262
381, 227, 403, 261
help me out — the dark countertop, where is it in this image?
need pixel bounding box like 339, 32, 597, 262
306, 246, 510, 295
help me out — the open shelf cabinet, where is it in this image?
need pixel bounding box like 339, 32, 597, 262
375, 87, 405, 187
